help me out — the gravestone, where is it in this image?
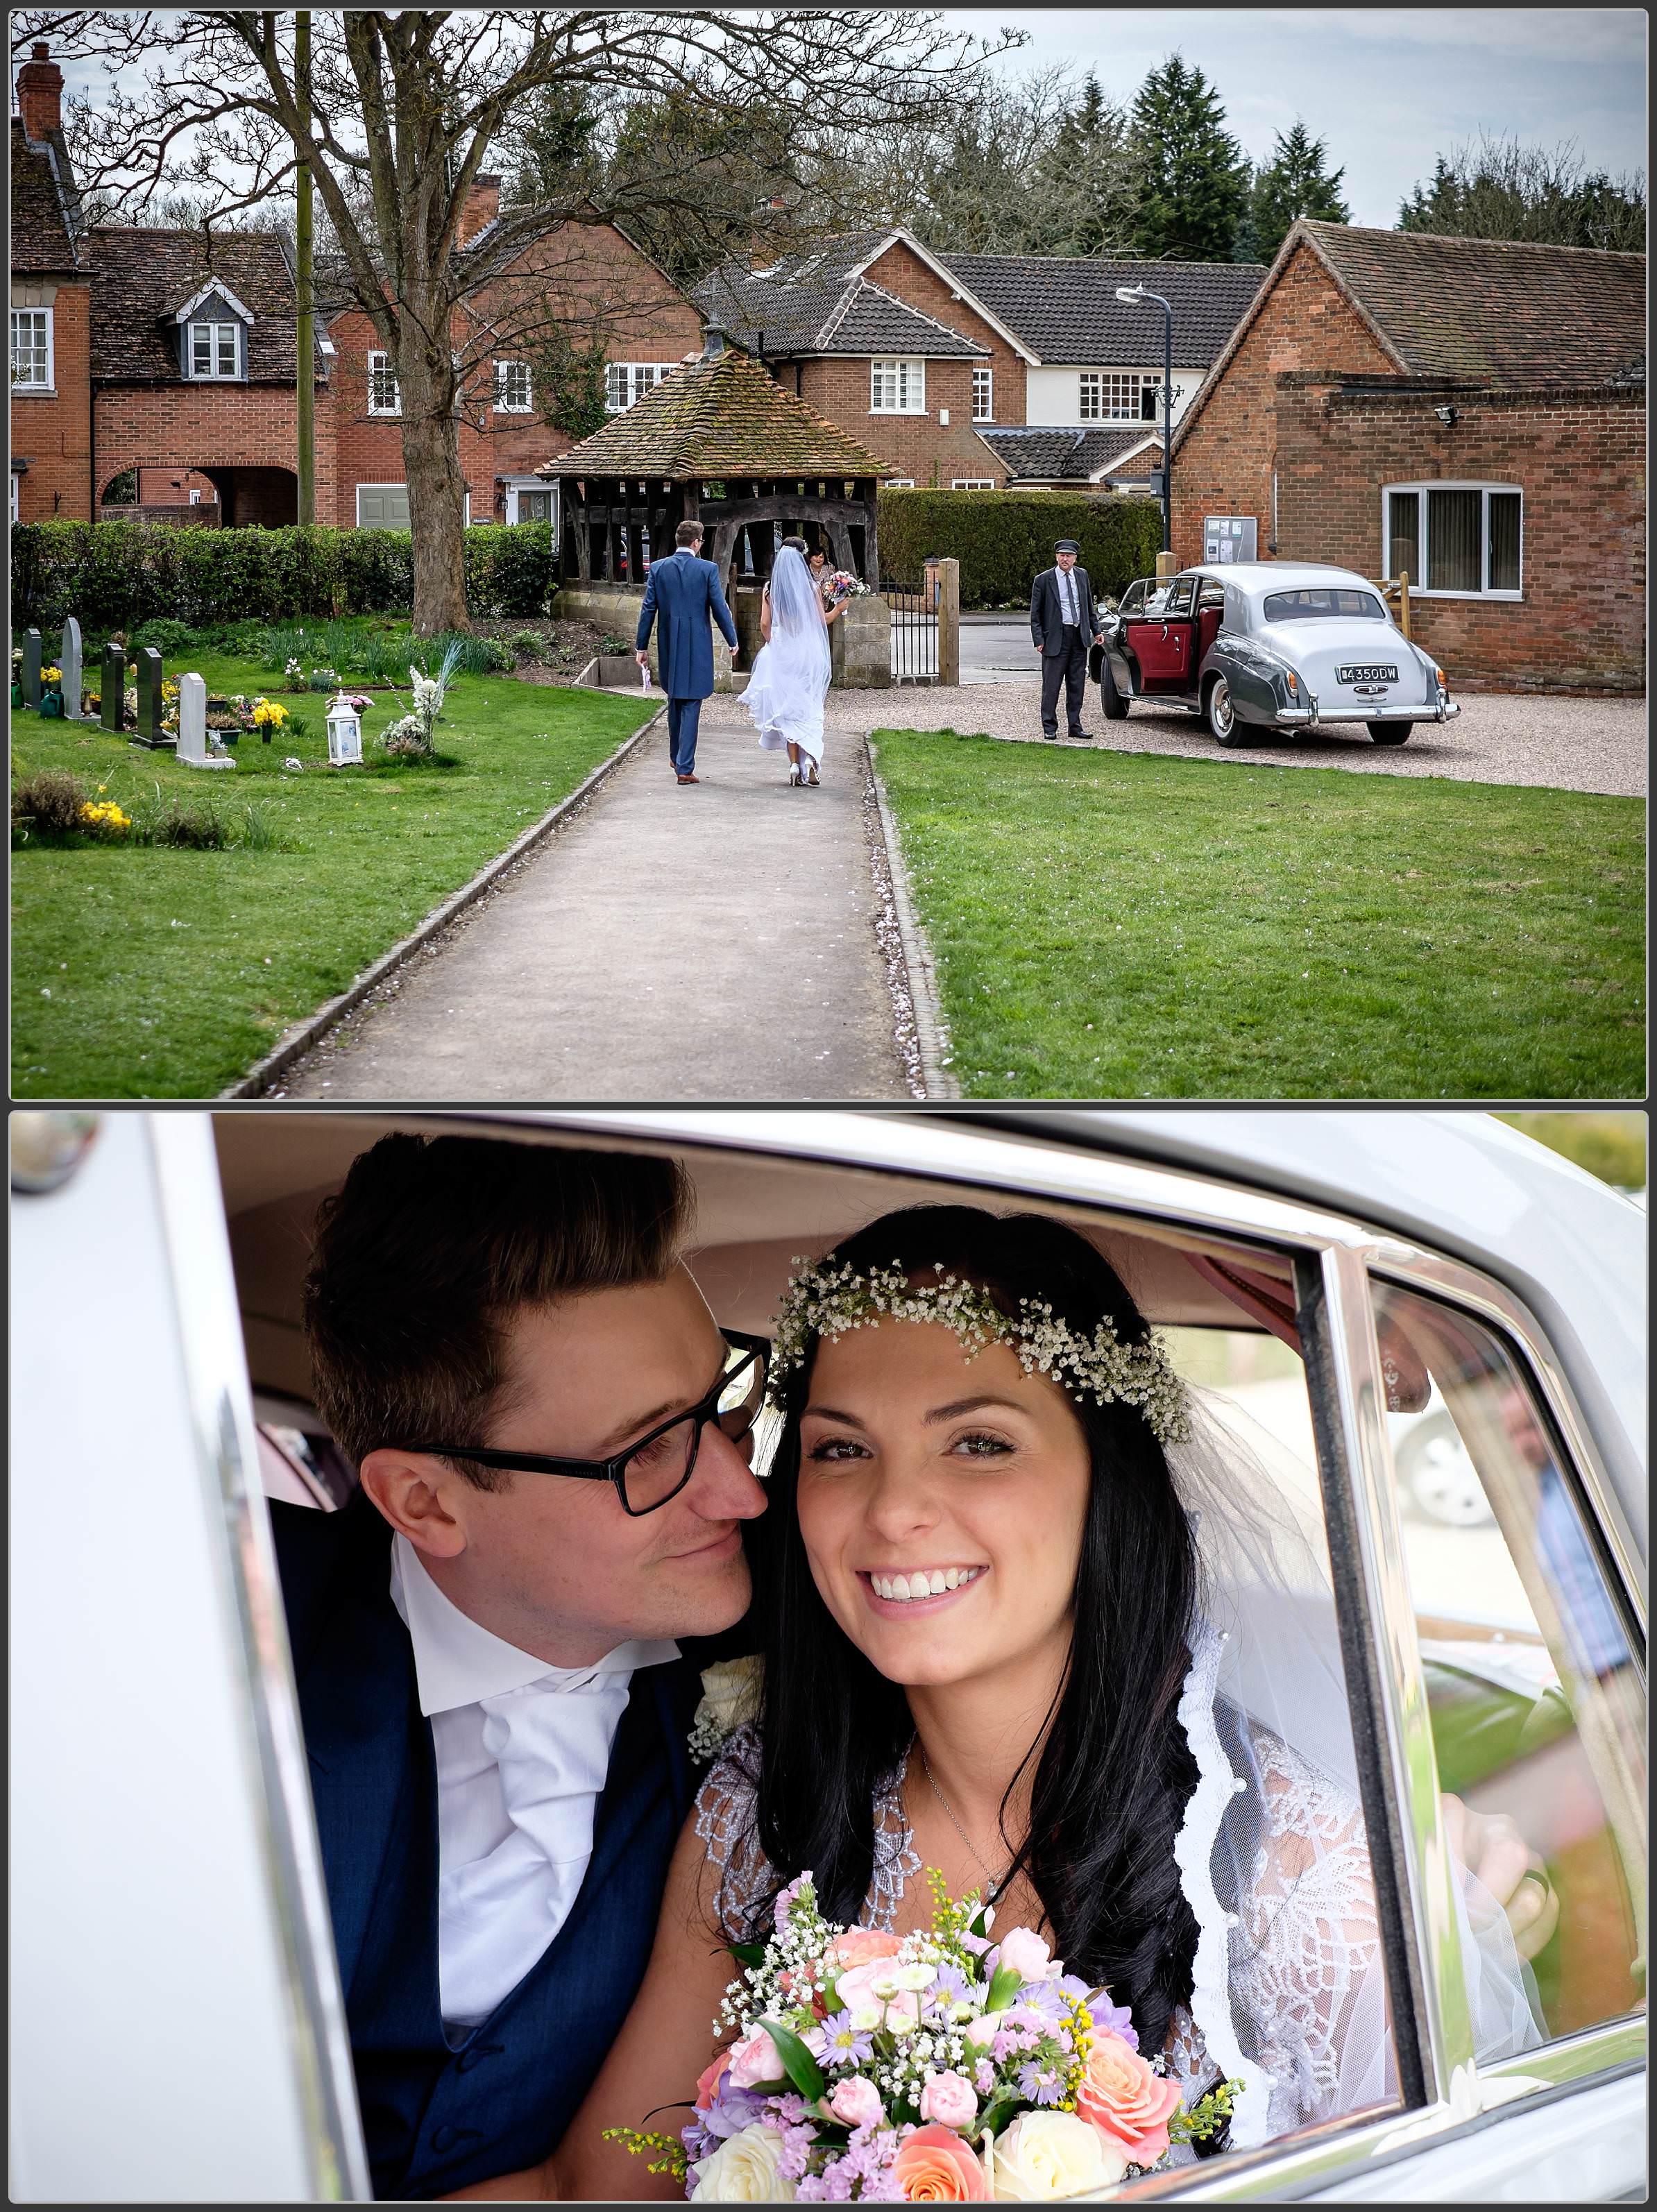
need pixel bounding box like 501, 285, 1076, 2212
21, 629, 42, 708
175, 672, 232, 768
100, 643, 127, 731
59, 617, 83, 722
131, 646, 171, 749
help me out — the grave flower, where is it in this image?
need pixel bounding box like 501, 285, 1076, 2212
252, 698, 289, 731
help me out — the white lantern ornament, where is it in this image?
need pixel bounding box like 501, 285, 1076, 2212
325, 691, 364, 766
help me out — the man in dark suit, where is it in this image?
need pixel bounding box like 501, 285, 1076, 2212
1030, 538, 1105, 740
635, 518, 740, 783
272, 1134, 767, 2198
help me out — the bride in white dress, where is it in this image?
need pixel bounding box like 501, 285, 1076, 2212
742, 538, 838, 787
457, 1205, 1551, 2202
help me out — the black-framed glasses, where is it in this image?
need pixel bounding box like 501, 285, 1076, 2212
391, 1332, 770, 1517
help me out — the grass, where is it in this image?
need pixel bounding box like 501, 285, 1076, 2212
871, 731, 1645, 1099
12, 645, 654, 1098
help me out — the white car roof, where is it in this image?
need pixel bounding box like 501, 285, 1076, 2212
1182, 563, 1384, 596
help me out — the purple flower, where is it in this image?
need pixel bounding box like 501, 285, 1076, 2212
931, 1963, 974, 2007
1017, 2062, 1067, 2107
808, 2009, 875, 2067
774, 1873, 811, 1932
1088, 1987, 1139, 2052
702, 2085, 769, 2141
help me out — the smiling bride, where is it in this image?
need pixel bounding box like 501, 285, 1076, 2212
454, 1207, 1549, 2202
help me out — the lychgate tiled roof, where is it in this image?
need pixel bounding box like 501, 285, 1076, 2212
1301, 221, 1648, 385
10, 116, 83, 271
88, 228, 323, 382
695, 263, 987, 359
935, 251, 1266, 366
976, 425, 1163, 482
536, 341, 897, 478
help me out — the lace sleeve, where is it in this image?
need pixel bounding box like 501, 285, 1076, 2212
692, 1722, 777, 1946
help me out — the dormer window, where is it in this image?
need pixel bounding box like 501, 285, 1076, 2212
174, 281, 253, 383
189, 321, 240, 379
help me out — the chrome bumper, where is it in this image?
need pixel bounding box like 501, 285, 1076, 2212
1272, 689, 1459, 729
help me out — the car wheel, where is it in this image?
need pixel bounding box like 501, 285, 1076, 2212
1206, 675, 1251, 747
1099, 655, 1130, 721
1368, 722, 1413, 745
1394, 1413, 1493, 1527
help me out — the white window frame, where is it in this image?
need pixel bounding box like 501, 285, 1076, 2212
500, 475, 559, 537
869, 358, 926, 415
355, 482, 473, 529
971, 364, 994, 422
951, 478, 994, 490
187, 321, 242, 382
366, 352, 402, 418
604, 361, 672, 415
493, 359, 534, 414
1382, 481, 1524, 601
1079, 371, 1144, 423
885, 477, 916, 489
10, 305, 54, 393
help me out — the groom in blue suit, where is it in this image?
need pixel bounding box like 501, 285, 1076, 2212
635, 518, 739, 783
271, 1133, 767, 2197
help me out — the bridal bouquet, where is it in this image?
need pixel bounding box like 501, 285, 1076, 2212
826, 570, 868, 602
609, 1873, 1238, 2202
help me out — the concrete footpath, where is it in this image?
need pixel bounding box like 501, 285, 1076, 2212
275, 710, 909, 1101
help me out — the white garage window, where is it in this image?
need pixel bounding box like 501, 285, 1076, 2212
1384, 483, 1522, 599
870, 359, 926, 414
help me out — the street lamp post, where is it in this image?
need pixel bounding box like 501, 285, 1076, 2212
1115, 285, 1173, 556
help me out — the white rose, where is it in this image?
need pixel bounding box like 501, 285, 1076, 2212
689, 1656, 765, 1758
690, 2122, 797, 2203
989, 2112, 1128, 2201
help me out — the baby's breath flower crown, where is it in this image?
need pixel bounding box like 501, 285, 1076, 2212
767, 1257, 1192, 1445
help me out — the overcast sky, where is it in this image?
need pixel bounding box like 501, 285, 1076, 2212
942, 8, 1647, 226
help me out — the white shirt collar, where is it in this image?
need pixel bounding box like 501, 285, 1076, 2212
389, 1534, 679, 1717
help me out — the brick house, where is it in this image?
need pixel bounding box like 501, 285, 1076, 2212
1171, 220, 1647, 691
695, 230, 1262, 491
10, 46, 94, 522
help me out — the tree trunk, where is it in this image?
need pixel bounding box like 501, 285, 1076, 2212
398, 362, 472, 636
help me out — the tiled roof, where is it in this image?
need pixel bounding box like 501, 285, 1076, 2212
536, 341, 896, 478
88, 228, 323, 382
695, 262, 987, 358
10, 117, 82, 272
1302, 221, 1648, 385
935, 250, 1265, 366
976, 425, 1162, 481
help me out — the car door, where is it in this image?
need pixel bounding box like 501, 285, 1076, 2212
1123, 573, 1198, 694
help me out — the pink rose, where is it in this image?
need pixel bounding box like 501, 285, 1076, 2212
694, 2052, 729, 2111
892, 2123, 990, 2201
836, 1960, 921, 2030
918, 2071, 978, 2129
992, 1927, 1057, 1983
828, 1928, 906, 1973
726, 2026, 781, 2091
1077, 2031, 1183, 2166
830, 2075, 885, 2129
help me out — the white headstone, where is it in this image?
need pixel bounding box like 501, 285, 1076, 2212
60, 617, 83, 722
176, 672, 233, 768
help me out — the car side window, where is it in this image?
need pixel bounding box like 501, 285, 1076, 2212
1196, 580, 1226, 613
1373, 1282, 1646, 2045
1163, 577, 1196, 617
1117, 579, 1148, 617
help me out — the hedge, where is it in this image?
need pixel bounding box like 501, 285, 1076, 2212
876, 489, 1164, 609
8, 518, 557, 632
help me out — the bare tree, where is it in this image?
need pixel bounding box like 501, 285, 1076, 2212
1400, 135, 1646, 253
24, 9, 1013, 631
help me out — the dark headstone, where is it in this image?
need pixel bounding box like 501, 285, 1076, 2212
100, 643, 127, 731
22, 629, 42, 708
60, 616, 83, 720
132, 646, 172, 748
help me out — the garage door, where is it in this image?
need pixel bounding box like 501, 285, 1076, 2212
356, 484, 410, 530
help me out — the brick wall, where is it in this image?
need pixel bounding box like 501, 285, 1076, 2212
1171, 239, 1391, 562
1275, 379, 1645, 692
10, 278, 94, 519
94, 381, 339, 523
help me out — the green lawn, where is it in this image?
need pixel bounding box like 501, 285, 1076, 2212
872, 732, 1645, 1099
12, 652, 653, 1098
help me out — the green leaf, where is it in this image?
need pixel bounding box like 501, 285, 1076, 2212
985, 1962, 1023, 2013
727, 1940, 768, 1970
761, 2016, 826, 2102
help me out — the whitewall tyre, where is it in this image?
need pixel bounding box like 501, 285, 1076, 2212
1207, 677, 1250, 748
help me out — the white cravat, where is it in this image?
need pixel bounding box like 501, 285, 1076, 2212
389, 1535, 678, 2030
1057, 566, 1080, 626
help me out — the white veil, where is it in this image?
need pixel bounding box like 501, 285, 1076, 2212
1164, 1389, 1545, 2148
744, 545, 832, 758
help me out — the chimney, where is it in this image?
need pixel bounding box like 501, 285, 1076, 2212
702, 319, 729, 361
17, 43, 64, 141
750, 196, 788, 272
459, 173, 501, 245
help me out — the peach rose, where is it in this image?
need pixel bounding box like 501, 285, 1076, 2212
695, 2052, 730, 2111
1077, 2031, 1183, 2166
893, 2123, 990, 2201
828, 1927, 906, 1973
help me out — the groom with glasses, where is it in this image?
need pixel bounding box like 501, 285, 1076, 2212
274, 1134, 767, 2199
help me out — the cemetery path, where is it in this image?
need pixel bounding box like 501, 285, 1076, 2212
273, 710, 910, 1102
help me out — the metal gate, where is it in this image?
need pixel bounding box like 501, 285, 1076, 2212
883, 576, 939, 683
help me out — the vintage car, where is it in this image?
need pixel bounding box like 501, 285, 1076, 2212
10, 1108, 1645, 2202
1095, 562, 1461, 747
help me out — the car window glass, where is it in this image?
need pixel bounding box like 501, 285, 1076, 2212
1373, 1282, 1645, 2045
1163, 577, 1196, 616
1263, 588, 1386, 622
1196, 580, 1227, 612
1118, 580, 1148, 616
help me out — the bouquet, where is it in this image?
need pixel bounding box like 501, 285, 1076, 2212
826, 570, 868, 603
609, 1873, 1239, 2202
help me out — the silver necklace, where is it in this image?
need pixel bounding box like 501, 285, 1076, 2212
919, 1746, 1015, 1900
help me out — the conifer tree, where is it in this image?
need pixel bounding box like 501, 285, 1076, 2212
1248, 121, 1350, 260
1128, 53, 1250, 260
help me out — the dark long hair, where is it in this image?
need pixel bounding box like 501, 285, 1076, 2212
749, 1205, 1201, 2054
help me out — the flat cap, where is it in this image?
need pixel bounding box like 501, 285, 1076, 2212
1054, 538, 1081, 553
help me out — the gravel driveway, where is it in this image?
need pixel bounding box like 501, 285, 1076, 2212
828, 677, 1645, 795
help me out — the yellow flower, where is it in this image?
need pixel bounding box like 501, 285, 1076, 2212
78, 800, 132, 835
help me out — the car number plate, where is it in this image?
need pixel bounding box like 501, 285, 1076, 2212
1337, 663, 1398, 683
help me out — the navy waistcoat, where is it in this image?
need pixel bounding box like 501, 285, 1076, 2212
272, 1495, 704, 2199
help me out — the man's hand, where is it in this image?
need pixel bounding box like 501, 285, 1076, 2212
1094, 632, 1105, 647
1441, 1792, 1560, 1961
636, 649, 649, 668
